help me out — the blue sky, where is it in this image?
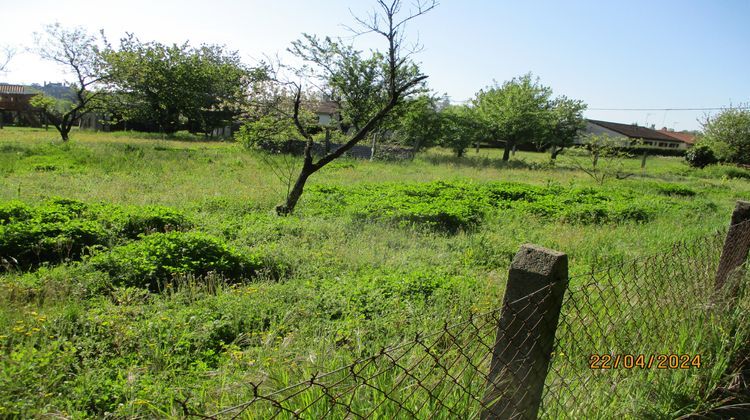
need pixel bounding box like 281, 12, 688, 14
1, 0, 748, 131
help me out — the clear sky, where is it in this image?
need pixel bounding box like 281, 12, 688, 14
1, 0, 748, 131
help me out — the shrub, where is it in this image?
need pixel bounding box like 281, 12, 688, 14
654, 183, 696, 197
0, 201, 33, 224
87, 232, 262, 290
116, 206, 193, 239
0, 200, 109, 269
306, 181, 666, 229
722, 167, 750, 180
685, 144, 718, 168
236, 115, 303, 151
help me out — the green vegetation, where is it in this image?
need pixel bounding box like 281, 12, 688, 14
88, 232, 264, 290
1, 127, 749, 417
699, 106, 750, 164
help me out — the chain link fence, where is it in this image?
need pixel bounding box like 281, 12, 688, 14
194, 210, 750, 419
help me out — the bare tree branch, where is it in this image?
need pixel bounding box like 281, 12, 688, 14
271, 0, 436, 215
0, 45, 15, 73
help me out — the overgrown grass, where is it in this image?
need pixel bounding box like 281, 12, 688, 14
0, 126, 749, 417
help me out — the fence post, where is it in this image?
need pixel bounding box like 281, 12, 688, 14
716, 200, 750, 290
481, 244, 568, 420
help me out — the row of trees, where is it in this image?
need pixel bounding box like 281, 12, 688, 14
241, 73, 587, 162
386, 74, 587, 160
28, 23, 261, 140
25, 1, 588, 214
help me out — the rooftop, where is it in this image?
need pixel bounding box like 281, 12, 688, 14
0, 84, 38, 95
588, 119, 681, 142
658, 129, 697, 144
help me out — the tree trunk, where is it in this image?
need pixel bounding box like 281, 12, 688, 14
60, 126, 70, 141
550, 146, 564, 160
641, 151, 648, 169
370, 133, 377, 161
276, 162, 314, 215
502, 141, 513, 161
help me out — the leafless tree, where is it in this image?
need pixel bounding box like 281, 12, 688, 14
274, 0, 437, 215
30, 23, 106, 141
0, 45, 15, 73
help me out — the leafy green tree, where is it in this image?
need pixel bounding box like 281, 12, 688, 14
290, 35, 387, 133
103, 36, 253, 135
270, 0, 436, 215
474, 73, 552, 161
543, 96, 587, 160
391, 95, 442, 152
685, 142, 718, 168
700, 107, 750, 164
439, 105, 485, 157
31, 23, 105, 141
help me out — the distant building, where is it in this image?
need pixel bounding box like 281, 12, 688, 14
0, 83, 42, 127
314, 100, 339, 127
657, 128, 697, 146
0, 83, 37, 110
578, 119, 691, 150
29, 82, 76, 101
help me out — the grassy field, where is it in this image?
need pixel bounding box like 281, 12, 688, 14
1, 126, 750, 417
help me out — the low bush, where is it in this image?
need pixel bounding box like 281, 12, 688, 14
0, 199, 195, 270
114, 205, 193, 239
87, 232, 262, 290
306, 181, 668, 230
723, 167, 750, 180
654, 183, 696, 197
685, 144, 718, 168
0, 201, 34, 224
0, 199, 109, 269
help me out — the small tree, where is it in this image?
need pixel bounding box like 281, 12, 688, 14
103, 36, 254, 136
0, 45, 14, 130
0, 45, 14, 73
439, 105, 484, 157
271, 0, 436, 215
566, 134, 634, 184
392, 94, 442, 153
474, 73, 552, 161
700, 106, 750, 164
685, 142, 718, 168
31, 23, 106, 141
544, 96, 587, 160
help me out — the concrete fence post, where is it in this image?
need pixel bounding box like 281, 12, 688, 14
716, 200, 750, 290
481, 244, 568, 420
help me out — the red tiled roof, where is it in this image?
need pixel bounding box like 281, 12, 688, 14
588, 119, 680, 142
658, 129, 696, 144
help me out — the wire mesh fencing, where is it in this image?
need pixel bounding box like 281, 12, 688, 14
202, 281, 566, 419
195, 215, 750, 419
542, 220, 750, 418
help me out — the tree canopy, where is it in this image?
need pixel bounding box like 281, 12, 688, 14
102, 36, 257, 135
473, 73, 586, 160
474, 73, 552, 160
30, 23, 106, 141
266, 0, 437, 215
700, 106, 750, 164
